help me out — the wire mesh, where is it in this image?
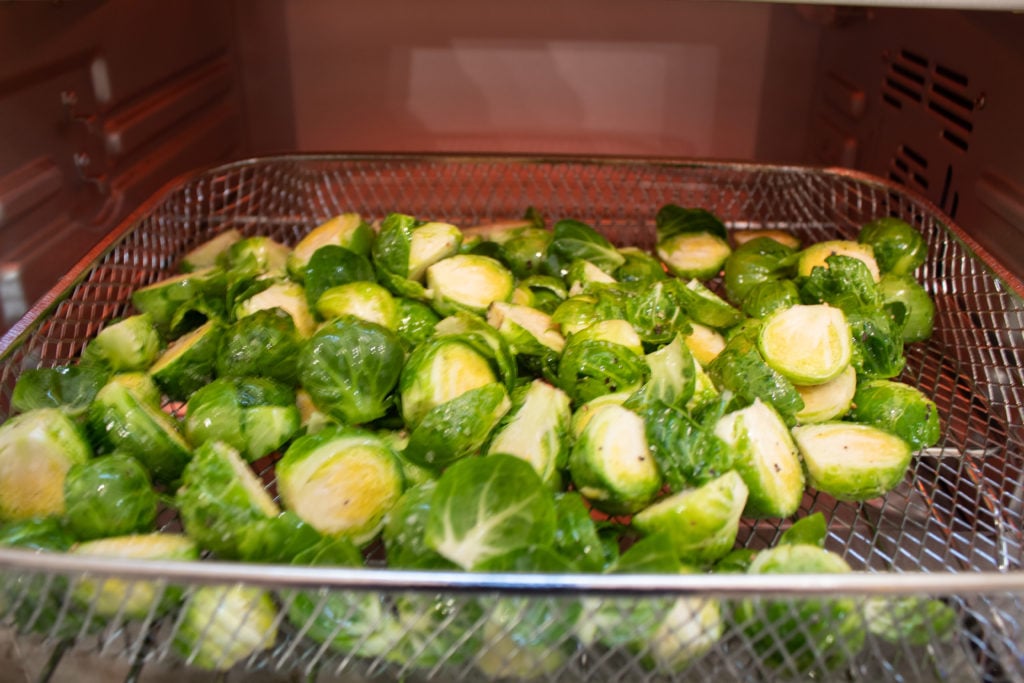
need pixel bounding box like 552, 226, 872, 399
0, 155, 1022, 682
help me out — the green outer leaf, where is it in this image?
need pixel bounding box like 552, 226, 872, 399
707, 330, 804, 424
557, 338, 649, 406
425, 453, 556, 570
216, 307, 301, 384
149, 320, 223, 401
849, 379, 940, 450
857, 216, 927, 276
778, 512, 828, 547
80, 314, 162, 372
298, 316, 404, 425
303, 245, 376, 307
11, 364, 109, 415
655, 205, 728, 241
847, 308, 906, 379
547, 219, 625, 276
372, 213, 418, 278
722, 237, 797, 304
551, 492, 613, 572
404, 383, 511, 469
63, 453, 158, 540
383, 481, 456, 569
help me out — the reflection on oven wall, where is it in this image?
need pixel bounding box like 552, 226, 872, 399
2, 0, 1023, 332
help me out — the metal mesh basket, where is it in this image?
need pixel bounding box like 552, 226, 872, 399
0, 155, 1021, 682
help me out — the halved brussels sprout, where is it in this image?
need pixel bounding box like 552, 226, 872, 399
425, 454, 556, 570
409, 221, 464, 281
176, 441, 280, 559
131, 267, 220, 332
0, 408, 91, 521
632, 470, 748, 564
426, 254, 514, 316
567, 259, 617, 295
657, 231, 732, 281
89, 373, 192, 482
403, 383, 511, 470
149, 319, 222, 401
299, 316, 404, 425
570, 392, 631, 437
71, 533, 198, 619
302, 244, 377, 308
878, 273, 935, 342
569, 403, 661, 515
722, 236, 798, 305
707, 328, 804, 425
683, 322, 727, 367
557, 320, 648, 405
235, 280, 315, 338
184, 377, 301, 462
712, 399, 804, 518
797, 240, 880, 282
792, 422, 913, 501
857, 216, 927, 276
287, 213, 373, 280
277, 426, 404, 545
216, 307, 302, 384
11, 363, 108, 416
80, 314, 162, 372
627, 335, 696, 412
180, 229, 242, 272
315, 281, 399, 330
63, 453, 158, 540
757, 304, 851, 385
399, 336, 498, 428
217, 235, 290, 277
173, 584, 278, 671
487, 379, 571, 489
794, 365, 857, 424
738, 544, 865, 675
731, 228, 802, 250
849, 379, 941, 450
486, 301, 565, 356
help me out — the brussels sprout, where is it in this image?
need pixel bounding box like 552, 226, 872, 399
545, 219, 625, 277
149, 319, 222, 400
184, 377, 301, 462
173, 584, 278, 671
621, 280, 691, 345
473, 547, 581, 679
395, 296, 440, 348
569, 403, 661, 515
741, 279, 800, 318
794, 364, 857, 424
707, 327, 804, 424
551, 491, 616, 572
648, 593, 723, 672
683, 322, 727, 367
569, 392, 631, 437
757, 304, 852, 385
302, 244, 376, 305
218, 235, 290, 277
712, 399, 804, 518
792, 422, 913, 501
315, 280, 399, 330
89, 374, 192, 482
131, 267, 222, 332
632, 470, 748, 564
432, 311, 518, 388
11, 363, 108, 416
286, 582, 398, 659
849, 379, 941, 450
63, 453, 158, 540
487, 379, 571, 489
688, 360, 721, 413
426, 254, 514, 316
615, 246, 668, 283
799, 254, 881, 314
399, 336, 498, 427
0, 517, 76, 552
299, 315, 404, 425
404, 383, 511, 469
216, 307, 301, 383
731, 228, 802, 250
797, 239, 880, 282
80, 314, 162, 372
674, 279, 744, 330
878, 273, 935, 342
461, 219, 533, 246
287, 213, 373, 280
425, 454, 556, 570
627, 335, 696, 412
847, 307, 906, 379
858, 216, 927, 276
486, 301, 565, 356
407, 221, 463, 280
657, 231, 732, 281
566, 259, 617, 295
516, 274, 568, 314
180, 229, 242, 272
722, 236, 798, 305
557, 322, 648, 405
738, 544, 865, 674
277, 426, 404, 544
635, 397, 735, 493
383, 481, 455, 569
0, 408, 91, 521
71, 533, 198, 619
863, 596, 957, 646
235, 280, 315, 338
492, 227, 552, 278
176, 441, 280, 559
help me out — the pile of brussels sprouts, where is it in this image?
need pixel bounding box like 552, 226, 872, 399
0, 207, 955, 675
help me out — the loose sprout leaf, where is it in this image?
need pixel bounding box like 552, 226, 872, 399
425, 454, 556, 570
303, 245, 377, 308
655, 205, 728, 242
11, 364, 109, 415
547, 219, 625, 276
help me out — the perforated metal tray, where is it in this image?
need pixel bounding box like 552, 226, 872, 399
0, 155, 1021, 682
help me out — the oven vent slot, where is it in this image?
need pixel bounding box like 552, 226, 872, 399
889, 144, 930, 194
880, 50, 977, 152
